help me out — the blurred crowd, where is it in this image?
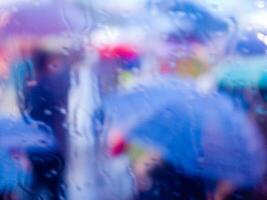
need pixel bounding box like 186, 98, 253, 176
1, 0, 267, 200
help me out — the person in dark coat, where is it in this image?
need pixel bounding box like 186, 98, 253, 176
134, 159, 207, 200
14, 48, 71, 200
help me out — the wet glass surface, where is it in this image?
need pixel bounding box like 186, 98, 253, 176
1, 0, 267, 200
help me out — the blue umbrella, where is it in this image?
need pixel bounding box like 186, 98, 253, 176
103, 77, 195, 129
0, 116, 56, 151
235, 30, 267, 56
103, 76, 267, 187
0, 117, 55, 191
162, 1, 229, 42
0, 149, 29, 192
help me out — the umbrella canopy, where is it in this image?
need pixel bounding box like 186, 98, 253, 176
103, 76, 267, 187
0, 149, 27, 192
214, 56, 267, 89
235, 30, 267, 56
103, 76, 195, 129
0, 0, 91, 38
0, 116, 56, 150
161, 1, 229, 43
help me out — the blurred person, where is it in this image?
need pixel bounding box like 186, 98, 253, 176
215, 73, 267, 200
160, 36, 209, 77
131, 149, 265, 200
122, 142, 208, 200
109, 133, 209, 200
12, 48, 71, 200
96, 44, 141, 97
158, 33, 228, 79
134, 159, 207, 200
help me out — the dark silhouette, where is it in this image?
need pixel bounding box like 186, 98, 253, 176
15, 48, 71, 200
135, 160, 207, 200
